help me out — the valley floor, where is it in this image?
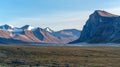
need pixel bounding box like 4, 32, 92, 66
0, 44, 120, 67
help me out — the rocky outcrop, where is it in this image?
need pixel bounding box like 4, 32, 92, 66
72, 10, 120, 43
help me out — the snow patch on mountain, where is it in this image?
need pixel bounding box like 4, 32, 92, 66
44, 27, 54, 33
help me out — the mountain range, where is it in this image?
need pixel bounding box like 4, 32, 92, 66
0, 24, 80, 44
71, 10, 120, 43
1, 10, 120, 44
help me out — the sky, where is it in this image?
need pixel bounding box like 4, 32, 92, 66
0, 0, 120, 31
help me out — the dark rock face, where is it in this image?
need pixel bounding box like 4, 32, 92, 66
32, 28, 44, 40
73, 10, 120, 43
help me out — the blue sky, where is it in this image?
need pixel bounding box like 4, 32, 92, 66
0, 0, 120, 30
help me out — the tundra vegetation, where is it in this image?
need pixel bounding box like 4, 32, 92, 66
0, 45, 120, 67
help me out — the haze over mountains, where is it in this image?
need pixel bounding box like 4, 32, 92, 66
72, 10, 120, 43
0, 24, 80, 44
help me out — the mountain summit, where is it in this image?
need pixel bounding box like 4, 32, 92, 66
94, 10, 119, 17
44, 27, 54, 33
21, 25, 34, 30
0, 24, 14, 30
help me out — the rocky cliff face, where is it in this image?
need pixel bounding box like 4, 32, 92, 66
72, 10, 120, 43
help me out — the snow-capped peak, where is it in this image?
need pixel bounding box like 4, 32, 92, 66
5, 24, 14, 28
21, 25, 34, 30
27, 26, 34, 30
44, 27, 54, 33
0, 24, 14, 30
